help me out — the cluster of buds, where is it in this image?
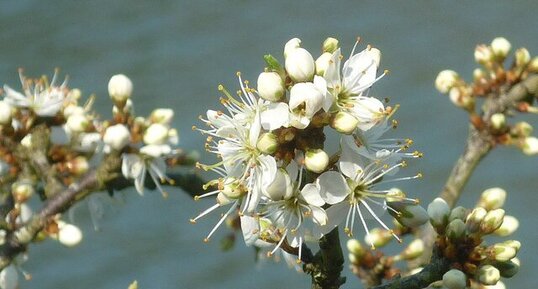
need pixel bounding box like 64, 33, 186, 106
192, 37, 427, 263
346, 220, 426, 283
429, 189, 520, 289
435, 37, 538, 156
0, 71, 179, 287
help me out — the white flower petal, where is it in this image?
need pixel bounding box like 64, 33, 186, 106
310, 205, 328, 226
317, 171, 349, 204
261, 102, 289, 131
301, 183, 325, 207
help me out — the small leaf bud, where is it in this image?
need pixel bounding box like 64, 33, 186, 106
442, 269, 467, 289
256, 132, 279, 155
478, 265, 501, 285
103, 124, 131, 151
285, 48, 315, 82
257, 72, 285, 102
493, 215, 519, 237
322, 37, 339, 53
427, 197, 450, 232
304, 149, 329, 173
331, 111, 359, 134
108, 74, 133, 104
480, 208, 505, 235
491, 37, 511, 59
478, 187, 506, 210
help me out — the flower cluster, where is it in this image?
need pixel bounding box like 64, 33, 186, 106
192, 37, 428, 262
429, 189, 520, 289
0, 71, 177, 288
435, 37, 538, 156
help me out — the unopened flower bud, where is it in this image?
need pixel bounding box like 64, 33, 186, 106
216, 192, 233, 206
108, 74, 133, 104
512, 121, 532, 137
263, 169, 292, 201
143, 123, 169, 145
521, 137, 538, 155
494, 260, 519, 278
0, 264, 18, 289
491, 243, 517, 262
221, 179, 246, 199
103, 124, 131, 151
480, 208, 505, 234
322, 37, 339, 53
0, 101, 12, 125
67, 156, 89, 176
449, 206, 468, 222
285, 48, 315, 82
346, 239, 365, 257
12, 182, 34, 203
57, 221, 83, 247
348, 253, 359, 264
528, 57, 538, 73
256, 132, 278, 154
391, 203, 429, 228
478, 187, 507, 210
449, 87, 473, 109
331, 111, 359, 134
304, 149, 329, 173
494, 215, 519, 237
466, 207, 487, 233
491, 37, 511, 59
401, 239, 424, 260
66, 114, 90, 133
365, 228, 392, 248
446, 219, 466, 241
478, 265, 500, 285
500, 240, 521, 252
428, 197, 450, 232
475, 45, 494, 64
490, 113, 506, 130
315, 52, 333, 76
473, 68, 487, 82
150, 108, 174, 125
515, 48, 530, 67
113, 99, 134, 115
67, 88, 81, 100
442, 269, 467, 289
257, 72, 285, 102
284, 38, 301, 58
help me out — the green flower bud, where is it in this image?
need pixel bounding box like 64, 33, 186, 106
331, 111, 359, 134
521, 137, 538, 155
390, 203, 429, 228
490, 113, 506, 130
465, 207, 487, 234
256, 132, 279, 154
347, 239, 365, 257
315, 52, 333, 76
493, 259, 519, 278
449, 206, 468, 222
480, 209, 505, 235
285, 48, 315, 82
478, 187, 506, 211
512, 121, 533, 137
478, 265, 500, 285
446, 219, 466, 241
500, 240, 521, 252
322, 37, 339, 53
428, 197, 450, 232
442, 269, 467, 289
474, 44, 494, 64
494, 215, 519, 237
515, 47, 531, 67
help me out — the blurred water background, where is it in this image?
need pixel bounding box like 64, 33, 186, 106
0, 1, 537, 288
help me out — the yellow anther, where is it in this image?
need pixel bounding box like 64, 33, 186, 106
417, 172, 423, 178
190, 219, 197, 224
194, 195, 200, 201
217, 84, 224, 91
203, 238, 209, 243
236, 71, 241, 77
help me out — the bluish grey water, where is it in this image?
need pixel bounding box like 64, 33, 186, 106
0, 1, 537, 288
